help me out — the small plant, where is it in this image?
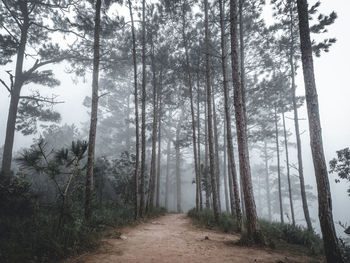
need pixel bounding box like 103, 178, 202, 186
16, 138, 88, 234
188, 208, 237, 233
259, 219, 324, 255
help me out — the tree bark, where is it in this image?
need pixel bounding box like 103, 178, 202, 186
165, 119, 171, 210
219, 0, 242, 230
274, 106, 284, 224
288, 3, 313, 231
175, 112, 183, 213
197, 74, 203, 210
264, 140, 272, 221
204, 0, 219, 221
85, 0, 102, 221
147, 38, 159, 210
140, 0, 147, 217
230, 0, 260, 240
204, 81, 210, 209
156, 75, 163, 207
128, 0, 139, 220
223, 122, 230, 212
282, 112, 295, 225
212, 94, 222, 212
182, 7, 200, 212
296, 1, 343, 261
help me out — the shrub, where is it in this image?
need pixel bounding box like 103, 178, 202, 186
188, 208, 237, 233
259, 219, 324, 255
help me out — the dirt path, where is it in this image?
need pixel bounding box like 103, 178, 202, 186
67, 214, 319, 263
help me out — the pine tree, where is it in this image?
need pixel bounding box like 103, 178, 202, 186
296, 0, 343, 261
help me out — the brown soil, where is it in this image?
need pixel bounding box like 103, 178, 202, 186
66, 214, 322, 263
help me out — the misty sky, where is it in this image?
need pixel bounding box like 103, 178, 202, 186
0, 0, 349, 235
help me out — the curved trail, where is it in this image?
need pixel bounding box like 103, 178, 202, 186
67, 214, 318, 263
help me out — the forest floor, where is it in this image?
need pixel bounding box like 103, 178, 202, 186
65, 214, 322, 263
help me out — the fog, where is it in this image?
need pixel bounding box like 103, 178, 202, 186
0, 0, 349, 249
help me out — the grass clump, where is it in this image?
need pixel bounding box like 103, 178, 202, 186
259, 219, 324, 255
188, 208, 237, 233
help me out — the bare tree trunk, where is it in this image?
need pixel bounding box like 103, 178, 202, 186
148, 39, 159, 210
128, 0, 139, 219
274, 106, 284, 224
140, 0, 147, 217
165, 121, 171, 210
204, 75, 210, 209
197, 74, 203, 210
296, 1, 343, 261
1, 3, 29, 176
282, 112, 295, 225
264, 140, 272, 221
238, 0, 247, 220
204, 0, 219, 221
126, 93, 131, 152
85, 0, 102, 221
288, 3, 312, 231
182, 7, 200, 212
212, 94, 222, 212
230, 0, 260, 240
156, 79, 163, 207
223, 123, 230, 212
219, 0, 242, 230
175, 113, 183, 213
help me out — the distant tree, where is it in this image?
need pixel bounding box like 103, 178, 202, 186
330, 148, 350, 197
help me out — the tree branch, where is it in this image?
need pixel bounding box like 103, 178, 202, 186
19, 95, 65, 104
0, 78, 11, 93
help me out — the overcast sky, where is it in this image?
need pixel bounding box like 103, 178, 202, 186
0, 0, 349, 235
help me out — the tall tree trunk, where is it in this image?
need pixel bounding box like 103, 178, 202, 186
238, 0, 247, 220
219, 0, 242, 230
197, 74, 203, 210
175, 113, 183, 213
128, 0, 139, 220
296, 1, 343, 262
264, 140, 272, 221
230, 0, 260, 240
156, 77, 163, 207
204, 0, 219, 221
223, 123, 230, 212
182, 7, 200, 212
165, 121, 171, 210
212, 94, 222, 212
140, 0, 147, 217
288, 3, 312, 231
148, 40, 159, 210
274, 106, 284, 224
1, 3, 29, 176
204, 72, 210, 209
239, 0, 247, 123
126, 93, 131, 152
85, 0, 102, 220
282, 112, 295, 225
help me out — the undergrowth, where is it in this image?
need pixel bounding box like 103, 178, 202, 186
188, 208, 238, 233
0, 177, 166, 263
188, 208, 324, 256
